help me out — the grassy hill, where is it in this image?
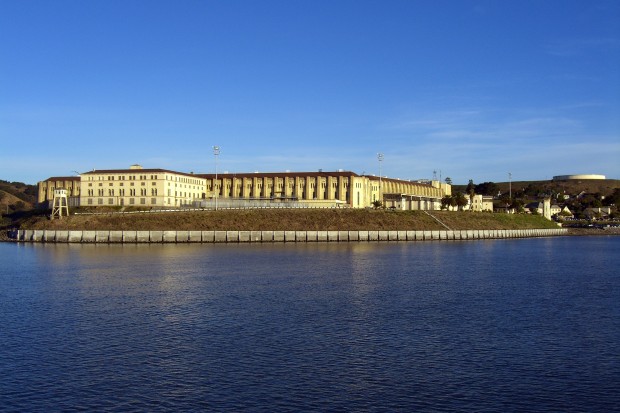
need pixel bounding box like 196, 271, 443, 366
14, 209, 560, 232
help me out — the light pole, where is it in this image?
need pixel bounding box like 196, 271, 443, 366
508, 172, 512, 213
377, 153, 384, 205
213, 146, 220, 210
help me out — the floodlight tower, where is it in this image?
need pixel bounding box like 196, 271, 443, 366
213, 146, 220, 210
377, 152, 384, 204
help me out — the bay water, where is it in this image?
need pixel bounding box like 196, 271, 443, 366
1, 237, 618, 412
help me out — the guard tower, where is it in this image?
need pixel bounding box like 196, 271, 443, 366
51, 189, 69, 219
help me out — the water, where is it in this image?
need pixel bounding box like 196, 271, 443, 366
0, 237, 618, 412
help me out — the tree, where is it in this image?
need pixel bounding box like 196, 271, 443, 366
474, 182, 499, 196
372, 200, 383, 209
500, 193, 512, 212
466, 179, 475, 211
441, 195, 455, 210
454, 192, 468, 211
444, 177, 452, 185
603, 188, 620, 206
511, 198, 525, 213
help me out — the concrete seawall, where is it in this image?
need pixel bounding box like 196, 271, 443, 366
10, 228, 568, 243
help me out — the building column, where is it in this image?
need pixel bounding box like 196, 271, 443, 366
338, 176, 345, 202
242, 178, 250, 199
252, 177, 259, 198
326, 176, 334, 200
306, 177, 313, 200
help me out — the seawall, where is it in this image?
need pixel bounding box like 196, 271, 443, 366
9, 228, 567, 243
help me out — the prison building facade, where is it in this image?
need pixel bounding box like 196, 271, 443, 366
37, 176, 81, 209
38, 167, 451, 210
71, 165, 205, 208
198, 171, 450, 210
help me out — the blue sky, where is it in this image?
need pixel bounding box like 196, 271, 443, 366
1, 0, 619, 184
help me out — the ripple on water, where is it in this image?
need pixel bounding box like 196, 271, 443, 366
0, 240, 619, 411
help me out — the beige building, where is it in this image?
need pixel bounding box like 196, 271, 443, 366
79, 165, 206, 207
37, 176, 81, 208
470, 194, 494, 212
198, 171, 449, 210
38, 166, 451, 210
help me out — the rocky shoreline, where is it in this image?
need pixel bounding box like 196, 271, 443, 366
566, 226, 620, 236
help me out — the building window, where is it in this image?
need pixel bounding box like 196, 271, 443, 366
108, 198, 114, 205
151, 198, 156, 204
130, 198, 135, 204
140, 198, 146, 204
98, 198, 103, 205
88, 198, 93, 205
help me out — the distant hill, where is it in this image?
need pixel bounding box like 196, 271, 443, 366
0, 180, 37, 212
453, 179, 620, 197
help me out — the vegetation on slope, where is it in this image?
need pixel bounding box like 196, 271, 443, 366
15, 209, 560, 232
453, 179, 620, 198
0, 180, 37, 207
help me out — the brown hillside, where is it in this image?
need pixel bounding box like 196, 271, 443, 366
17, 209, 559, 232
454, 179, 619, 196
0, 190, 33, 209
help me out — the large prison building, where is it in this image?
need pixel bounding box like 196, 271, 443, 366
38, 165, 451, 210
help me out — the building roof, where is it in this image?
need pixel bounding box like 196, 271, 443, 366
197, 171, 437, 187
81, 168, 201, 179
50, 169, 437, 188
197, 171, 360, 179
363, 175, 436, 187
42, 176, 80, 182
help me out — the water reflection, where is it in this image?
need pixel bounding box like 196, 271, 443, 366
1, 238, 619, 411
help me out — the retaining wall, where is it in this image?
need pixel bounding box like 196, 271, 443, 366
10, 228, 567, 243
